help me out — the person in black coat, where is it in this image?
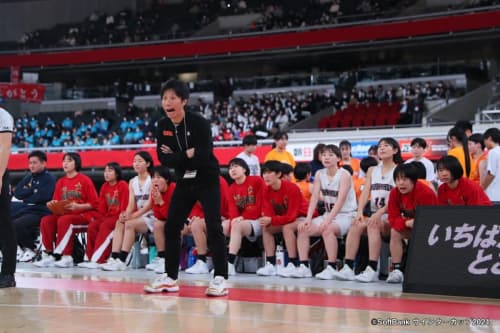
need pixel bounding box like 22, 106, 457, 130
11, 150, 55, 262
144, 79, 228, 297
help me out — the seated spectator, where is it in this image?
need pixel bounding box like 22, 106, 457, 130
34, 153, 99, 268
11, 151, 56, 262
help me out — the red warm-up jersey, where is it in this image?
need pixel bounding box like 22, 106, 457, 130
227, 175, 266, 220
262, 180, 308, 226
188, 176, 230, 219
53, 172, 99, 214
438, 177, 492, 206
97, 180, 129, 218
152, 183, 177, 220
388, 181, 438, 232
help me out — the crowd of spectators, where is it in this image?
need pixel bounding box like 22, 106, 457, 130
11, 76, 460, 150
11, 0, 423, 50
11, 90, 332, 150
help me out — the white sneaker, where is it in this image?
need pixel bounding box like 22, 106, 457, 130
315, 265, 336, 280
54, 255, 74, 268
333, 265, 355, 281
143, 274, 179, 293
291, 264, 312, 278
185, 259, 209, 274
278, 262, 297, 277
19, 249, 37, 262
205, 276, 229, 297
355, 266, 379, 283
16, 246, 24, 261
146, 257, 164, 271
77, 261, 100, 269
34, 253, 56, 267
101, 258, 127, 271
386, 269, 404, 283
256, 262, 277, 276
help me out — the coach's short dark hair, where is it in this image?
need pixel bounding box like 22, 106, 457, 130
160, 79, 190, 101
393, 163, 419, 183
436, 156, 463, 181
28, 150, 47, 162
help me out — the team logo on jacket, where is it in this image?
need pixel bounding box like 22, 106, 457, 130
163, 130, 174, 136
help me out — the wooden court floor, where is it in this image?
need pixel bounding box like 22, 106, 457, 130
0, 265, 498, 333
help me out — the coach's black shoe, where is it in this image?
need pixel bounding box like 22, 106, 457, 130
0, 274, 16, 288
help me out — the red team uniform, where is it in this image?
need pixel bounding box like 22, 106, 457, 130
188, 176, 230, 220
40, 173, 99, 256
152, 183, 177, 221
85, 180, 129, 263
262, 180, 309, 225
388, 181, 438, 233
438, 178, 492, 206
227, 176, 266, 221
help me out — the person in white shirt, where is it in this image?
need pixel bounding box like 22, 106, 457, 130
482, 128, 500, 203
237, 135, 261, 176
405, 137, 435, 182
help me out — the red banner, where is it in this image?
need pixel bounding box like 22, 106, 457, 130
0, 83, 45, 103
8, 146, 273, 171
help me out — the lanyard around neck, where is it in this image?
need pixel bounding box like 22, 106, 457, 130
173, 116, 188, 151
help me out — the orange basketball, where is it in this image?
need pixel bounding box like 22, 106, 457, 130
47, 200, 71, 215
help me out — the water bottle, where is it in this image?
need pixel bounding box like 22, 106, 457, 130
188, 247, 196, 268
275, 245, 284, 275
148, 246, 157, 264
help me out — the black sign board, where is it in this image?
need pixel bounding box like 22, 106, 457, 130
404, 206, 500, 299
